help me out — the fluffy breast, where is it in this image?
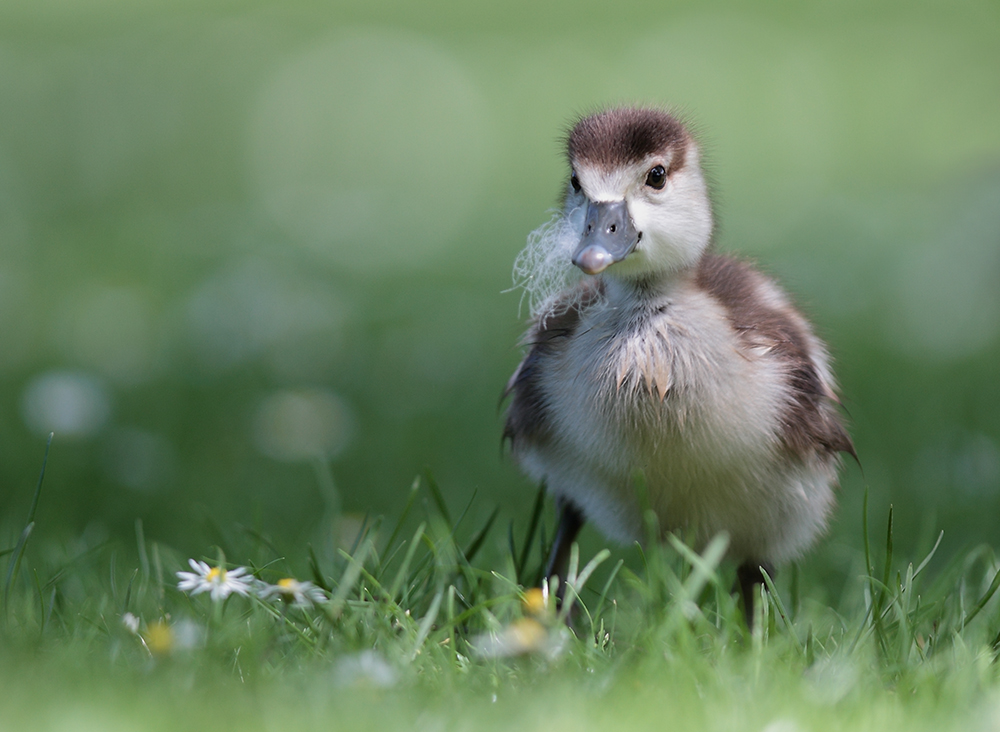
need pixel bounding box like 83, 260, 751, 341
541, 279, 789, 480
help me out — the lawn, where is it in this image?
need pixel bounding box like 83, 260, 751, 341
1, 0, 999, 729
4, 462, 1000, 731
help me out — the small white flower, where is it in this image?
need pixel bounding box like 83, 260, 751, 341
171, 618, 206, 651
121, 612, 140, 634
471, 618, 569, 660
332, 651, 397, 688
176, 559, 253, 602
258, 577, 327, 608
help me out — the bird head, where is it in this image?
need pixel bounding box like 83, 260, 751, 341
565, 108, 713, 279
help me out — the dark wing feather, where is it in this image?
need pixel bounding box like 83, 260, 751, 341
503, 282, 603, 449
696, 253, 855, 461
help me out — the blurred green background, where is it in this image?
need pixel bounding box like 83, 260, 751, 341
1, 0, 998, 569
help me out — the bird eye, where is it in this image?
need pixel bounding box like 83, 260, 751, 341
645, 165, 666, 190
570, 173, 581, 193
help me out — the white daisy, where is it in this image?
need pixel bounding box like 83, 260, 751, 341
258, 577, 327, 608
176, 559, 253, 602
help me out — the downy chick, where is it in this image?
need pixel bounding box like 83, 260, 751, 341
504, 107, 854, 618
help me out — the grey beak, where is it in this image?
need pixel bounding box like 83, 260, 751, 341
571, 200, 640, 275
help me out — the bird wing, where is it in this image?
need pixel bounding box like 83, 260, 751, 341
503, 280, 604, 448
695, 252, 856, 461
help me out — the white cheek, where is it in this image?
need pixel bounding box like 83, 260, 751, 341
626, 181, 712, 274
627, 196, 696, 271
627, 196, 656, 237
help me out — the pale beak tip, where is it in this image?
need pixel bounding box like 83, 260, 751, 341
572, 245, 614, 275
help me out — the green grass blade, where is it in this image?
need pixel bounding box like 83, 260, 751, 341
389, 523, 427, 602
384, 477, 421, 555
566, 542, 580, 586
574, 549, 611, 593
871, 504, 894, 655
517, 484, 546, 579
667, 532, 729, 600
135, 519, 149, 584
121, 568, 138, 615
960, 565, 1000, 630
593, 558, 625, 624
463, 508, 498, 565
881, 505, 894, 599
507, 520, 518, 581
328, 539, 375, 618
3, 435, 54, 616
307, 544, 332, 592
423, 470, 452, 526
152, 542, 165, 604
24, 433, 53, 527
559, 547, 610, 623
760, 566, 802, 652
3, 522, 34, 616
862, 485, 873, 579
410, 588, 443, 661
912, 530, 945, 580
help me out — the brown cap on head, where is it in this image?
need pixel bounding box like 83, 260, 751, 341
567, 108, 689, 172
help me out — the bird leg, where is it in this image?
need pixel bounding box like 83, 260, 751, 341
543, 500, 585, 599
735, 561, 775, 629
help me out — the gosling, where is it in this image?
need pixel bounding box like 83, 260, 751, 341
503, 107, 854, 620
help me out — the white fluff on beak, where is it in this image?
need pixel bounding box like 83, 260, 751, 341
510, 203, 587, 321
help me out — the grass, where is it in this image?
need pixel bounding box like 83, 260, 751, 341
3, 452, 1000, 732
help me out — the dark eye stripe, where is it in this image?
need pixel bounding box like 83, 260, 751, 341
645, 165, 666, 189
570, 173, 581, 193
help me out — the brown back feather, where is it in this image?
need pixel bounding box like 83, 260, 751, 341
696, 253, 855, 461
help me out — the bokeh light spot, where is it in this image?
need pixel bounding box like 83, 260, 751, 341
252, 388, 354, 462
248, 28, 492, 272
21, 370, 112, 438
184, 257, 347, 377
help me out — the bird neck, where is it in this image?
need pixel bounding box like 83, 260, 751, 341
601, 267, 693, 307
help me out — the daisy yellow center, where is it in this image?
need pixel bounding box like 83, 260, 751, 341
145, 620, 173, 655
207, 567, 225, 583
278, 578, 298, 591
509, 618, 547, 650
522, 587, 548, 616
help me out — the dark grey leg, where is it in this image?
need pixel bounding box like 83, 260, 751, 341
736, 561, 774, 629
544, 500, 585, 587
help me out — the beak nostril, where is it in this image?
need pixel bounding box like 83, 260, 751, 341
579, 200, 637, 265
